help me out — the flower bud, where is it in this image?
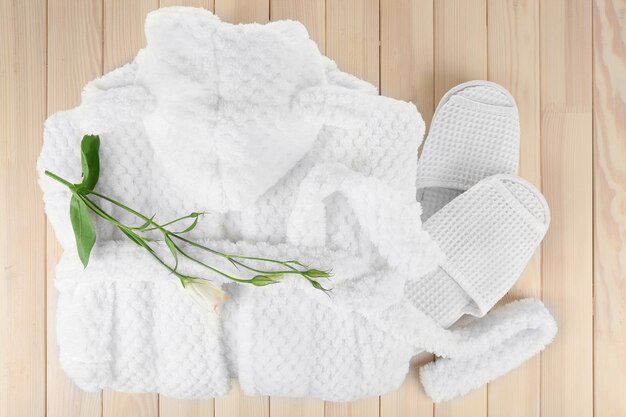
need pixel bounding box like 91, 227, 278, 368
304, 269, 331, 278
250, 275, 280, 286
308, 279, 330, 292
185, 278, 229, 313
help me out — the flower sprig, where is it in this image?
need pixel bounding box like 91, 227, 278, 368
45, 135, 332, 309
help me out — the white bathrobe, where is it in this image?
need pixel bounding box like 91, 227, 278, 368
38, 7, 556, 403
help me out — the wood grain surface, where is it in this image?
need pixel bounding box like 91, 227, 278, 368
0, 0, 617, 416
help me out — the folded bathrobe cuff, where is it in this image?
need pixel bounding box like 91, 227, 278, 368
374, 297, 557, 402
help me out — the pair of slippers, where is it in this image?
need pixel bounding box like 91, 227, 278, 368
406, 80, 550, 328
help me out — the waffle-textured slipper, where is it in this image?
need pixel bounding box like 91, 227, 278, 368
416, 80, 520, 221
406, 174, 550, 328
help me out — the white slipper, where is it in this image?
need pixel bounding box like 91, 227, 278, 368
416, 80, 520, 221
406, 174, 550, 327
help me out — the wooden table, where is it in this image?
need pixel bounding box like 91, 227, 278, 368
1, 0, 623, 416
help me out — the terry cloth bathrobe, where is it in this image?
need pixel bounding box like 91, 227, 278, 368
37, 7, 556, 403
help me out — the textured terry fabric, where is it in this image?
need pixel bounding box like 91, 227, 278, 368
406, 175, 550, 328
38, 7, 556, 402
377, 298, 557, 403
416, 81, 520, 221
38, 7, 442, 400
418, 187, 463, 221
236, 287, 415, 401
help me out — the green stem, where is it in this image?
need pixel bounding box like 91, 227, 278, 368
80, 195, 188, 284
141, 213, 198, 231
221, 253, 302, 272
172, 241, 249, 283
90, 191, 307, 276
227, 258, 306, 276
47, 171, 330, 290
88, 191, 177, 242
168, 233, 222, 256
171, 234, 299, 272
86, 193, 248, 282
45, 170, 75, 189
88, 190, 154, 223
169, 234, 329, 281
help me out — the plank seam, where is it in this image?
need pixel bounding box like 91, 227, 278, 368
538, 0, 544, 414
590, 2, 595, 416
45, 0, 49, 412
100, 3, 105, 417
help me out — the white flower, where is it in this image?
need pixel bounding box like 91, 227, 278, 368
185, 278, 229, 313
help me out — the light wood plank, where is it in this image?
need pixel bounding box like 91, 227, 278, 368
379, 366, 431, 417
380, 2, 434, 415
325, 398, 379, 417
271, 397, 325, 417
160, 0, 213, 7
380, 0, 434, 124
433, 1, 487, 415
593, 0, 626, 415
103, 391, 159, 417
102, 1, 159, 416
215, 0, 269, 24
270, 0, 325, 52
46, 0, 104, 416
433, 0, 487, 100
487, 0, 541, 190
435, 390, 485, 417
539, 0, 593, 417
104, 0, 159, 72
326, 0, 379, 88
0, 1, 47, 417
380, 355, 433, 417
159, 397, 214, 417
215, 381, 269, 417
486, 0, 541, 415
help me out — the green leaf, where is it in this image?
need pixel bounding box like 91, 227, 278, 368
286, 260, 308, 268
227, 257, 242, 271
77, 134, 100, 192
120, 227, 145, 248
178, 215, 200, 234
164, 234, 178, 270
134, 214, 156, 231
69, 195, 97, 268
